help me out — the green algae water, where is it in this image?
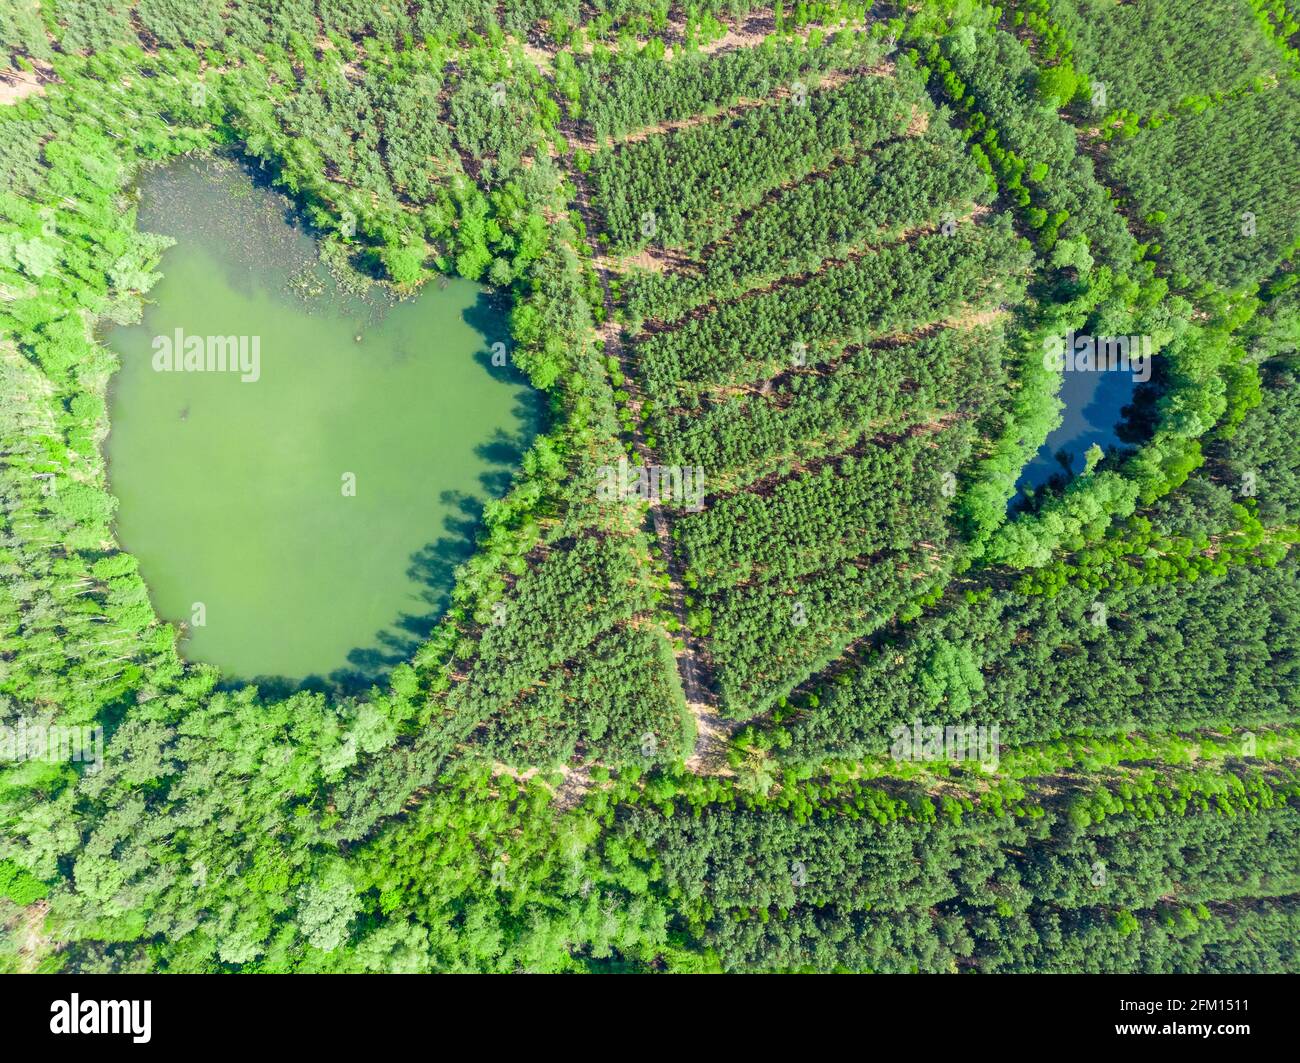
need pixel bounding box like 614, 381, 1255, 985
104, 156, 539, 688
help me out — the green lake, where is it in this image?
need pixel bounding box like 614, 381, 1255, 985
103, 156, 539, 689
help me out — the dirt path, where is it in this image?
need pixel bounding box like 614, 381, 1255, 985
14, 900, 50, 973
579, 58, 886, 153
0, 65, 53, 106
568, 165, 737, 773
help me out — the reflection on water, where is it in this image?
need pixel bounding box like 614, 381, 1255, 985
1013, 368, 1139, 503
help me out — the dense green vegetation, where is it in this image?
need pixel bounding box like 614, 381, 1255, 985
650, 327, 1005, 484
2, 1, 1297, 975
1107, 83, 1300, 291
623, 118, 989, 322
1036, 0, 1279, 118
592, 70, 922, 253
636, 222, 1028, 398
612, 760, 1300, 972
571, 27, 883, 142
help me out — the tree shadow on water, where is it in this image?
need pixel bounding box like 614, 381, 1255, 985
469, 339, 547, 481
476, 424, 535, 497
219, 291, 543, 701
464, 290, 546, 407
322, 493, 484, 693
223, 490, 500, 701
462, 288, 511, 350
325, 413, 538, 693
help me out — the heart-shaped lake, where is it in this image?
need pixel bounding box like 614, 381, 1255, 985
103, 156, 540, 689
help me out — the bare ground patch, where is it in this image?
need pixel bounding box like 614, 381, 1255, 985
0, 63, 54, 106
